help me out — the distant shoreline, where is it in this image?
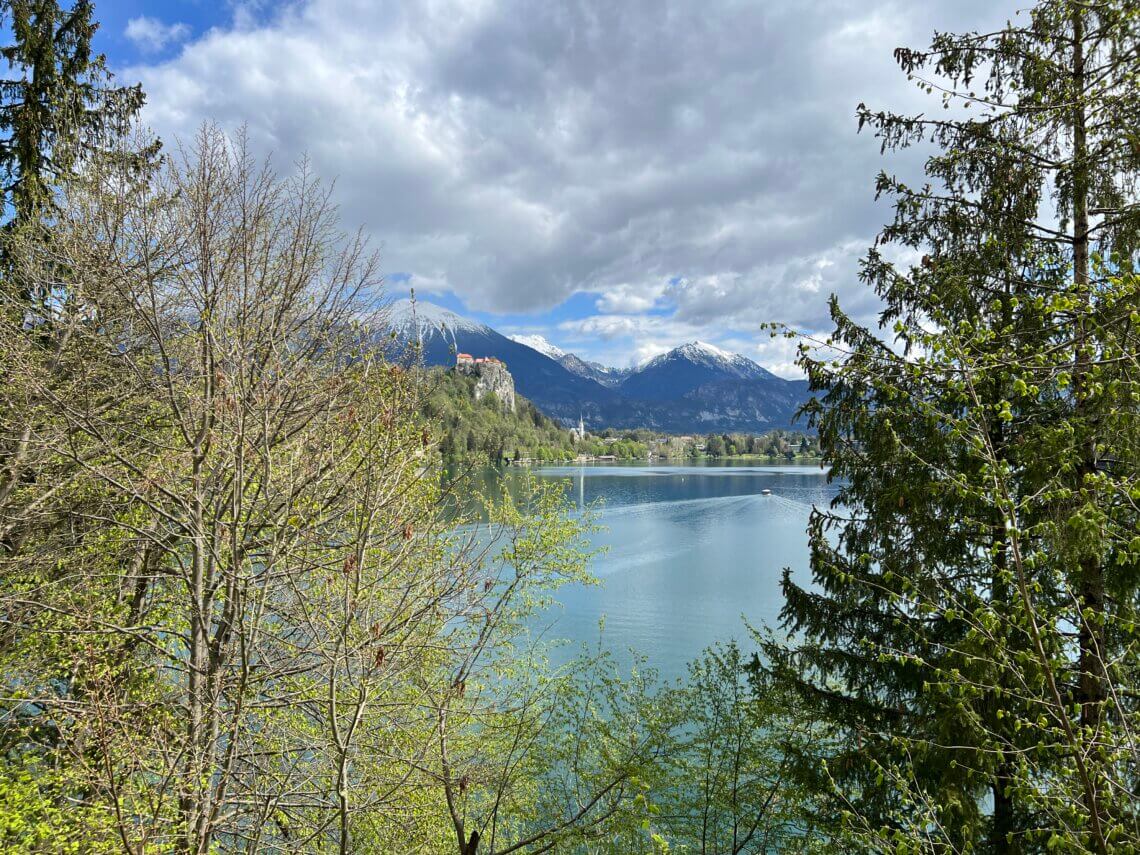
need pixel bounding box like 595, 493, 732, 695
510, 454, 824, 466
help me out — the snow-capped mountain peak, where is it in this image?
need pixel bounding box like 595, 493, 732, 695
387, 299, 492, 344
635, 341, 771, 382
509, 333, 566, 360
684, 340, 734, 360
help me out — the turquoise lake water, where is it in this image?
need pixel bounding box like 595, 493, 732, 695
515, 462, 840, 678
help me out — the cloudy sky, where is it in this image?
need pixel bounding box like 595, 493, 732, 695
97, 0, 1020, 375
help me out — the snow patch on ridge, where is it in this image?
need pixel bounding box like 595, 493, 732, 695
688, 340, 734, 360
509, 333, 566, 360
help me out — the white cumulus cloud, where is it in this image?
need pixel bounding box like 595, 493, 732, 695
125, 16, 191, 53
118, 0, 1021, 371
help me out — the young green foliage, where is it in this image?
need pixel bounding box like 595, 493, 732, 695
767, 2, 1140, 851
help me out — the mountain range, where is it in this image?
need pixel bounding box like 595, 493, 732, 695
509, 334, 631, 387
386, 300, 809, 433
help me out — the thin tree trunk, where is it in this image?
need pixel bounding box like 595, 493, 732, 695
182, 473, 210, 855
1070, 9, 1107, 849
991, 760, 1015, 854
989, 285, 1019, 853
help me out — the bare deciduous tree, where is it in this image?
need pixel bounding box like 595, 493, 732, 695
1, 124, 680, 855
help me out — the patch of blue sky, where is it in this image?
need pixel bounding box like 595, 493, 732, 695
92, 1, 276, 66
385, 280, 628, 334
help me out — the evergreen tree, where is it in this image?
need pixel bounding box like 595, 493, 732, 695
0, 0, 147, 227
766, 2, 1140, 850
0, 2, 153, 733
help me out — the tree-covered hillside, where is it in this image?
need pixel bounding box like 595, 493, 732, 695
420, 368, 649, 463
421, 368, 576, 463
420, 369, 818, 465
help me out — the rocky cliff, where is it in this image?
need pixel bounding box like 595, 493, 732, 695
457, 358, 516, 412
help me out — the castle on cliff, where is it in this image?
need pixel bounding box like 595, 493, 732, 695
455, 353, 516, 412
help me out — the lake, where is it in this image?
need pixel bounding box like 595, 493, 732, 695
509, 461, 840, 679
